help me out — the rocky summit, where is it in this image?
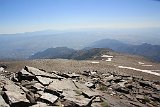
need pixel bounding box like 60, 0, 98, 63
0, 64, 160, 107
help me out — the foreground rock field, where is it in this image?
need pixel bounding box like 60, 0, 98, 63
0, 58, 160, 107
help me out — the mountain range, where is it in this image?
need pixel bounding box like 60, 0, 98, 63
29, 39, 160, 62
90, 39, 160, 62
0, 29, 160, 60
29, 47, 113, 60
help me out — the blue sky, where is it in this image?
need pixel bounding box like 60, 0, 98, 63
0, 0, 160, 34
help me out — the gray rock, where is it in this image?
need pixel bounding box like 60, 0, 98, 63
30, 102, 50, 107
2, 91, 30, 106
73, 81, 100, 98
32, 83, 44, 91
44, 87, 62, 97
152, 84, 160, 91
3, 83, 24, 94
104, 75, 114, 82
36, 76, 53, 86
0, 95, 9, 107
151, 93, 160, 101
24, 66, 62, 79
136, 95, 145, 100
61, 99, 79, 107
40, 93, 58, 104
20, 68, 33, 76
58, 72, 80, 78
62, 90, 91, 106
139, 80, 153, 87
82, 71, 90, 76
26, 91, 36, 104
47, 79, 77, 91
111, 84, 129, 94
15, 69, 36, 82
85, 82, 95, 88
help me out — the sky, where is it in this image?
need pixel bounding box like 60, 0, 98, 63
0, 0, 160, 34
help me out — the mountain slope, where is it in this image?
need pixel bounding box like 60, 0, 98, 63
29, 47, 114, 60
29, 47, 76, 59
90, 39, 160, 62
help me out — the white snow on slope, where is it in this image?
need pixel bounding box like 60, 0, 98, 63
106, 58, 112, 62
118, 66, 160, 76
91, 61, 99, 64
138, 62, 145, 65
101, 55, 113, 62
101, 55, 113, 58
142, 65, 153, 67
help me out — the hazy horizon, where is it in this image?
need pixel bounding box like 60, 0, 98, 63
1, 0, 160, 34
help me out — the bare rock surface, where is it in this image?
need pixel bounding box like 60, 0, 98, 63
0, 65, 160, 107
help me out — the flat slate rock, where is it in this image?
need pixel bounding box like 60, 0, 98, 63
32, 83, 44, 91
47, 79, 77, 91
62, 90, 91, 106
2, 91, 30, 106
3, 82, 24, 94
31, 102, 50, 107
40, 93, 58, 104
20, 68, 34, 76
25, 66, 62, 79
36, 76, 53, 86
0, 95, 9, 107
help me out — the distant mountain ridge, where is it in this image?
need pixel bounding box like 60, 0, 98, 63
90, 39, 160, 62
29, 47, 113, 60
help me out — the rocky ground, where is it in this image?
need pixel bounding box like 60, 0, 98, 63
0, 54, 160, 107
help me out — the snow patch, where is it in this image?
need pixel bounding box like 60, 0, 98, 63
142, 65, 153, 67
106, 58, 112, 62
101, 55, 113, 62
101, 55, 113, 58
91, 61, 99, 64
118, 66, 160, 76
138, 62, 145, 65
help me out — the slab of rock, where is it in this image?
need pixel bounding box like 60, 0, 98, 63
31, 102, 50, 107
58, 72, 80, 78
139, 80, 153, 87
74, 82, 100, 98
44, 87, 62, 97
0, 95, 9, 107
40, 93, 58, 104
3, 83, 24, 94
85, 82, 95, 88
104, 75, 114, 82
36, 76, 53, 86
66, 73, 80, 78
47, 79, 77, 91
20, 68, 34, 76
2, 91, 30, 106
90, 71, 97, 75
62, 90, 91, 106
136, 95, 145, 100
61, 99, 80, 107
32, 83, 44, 91
152, 84, 160, 91
111, 84, 129, 94
151, 93, 160, 101
25, 66, 62, 79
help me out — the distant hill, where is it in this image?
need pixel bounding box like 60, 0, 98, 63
90, 39, 160, 62
29, 47, 113, 60
29, 47, 76, 59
